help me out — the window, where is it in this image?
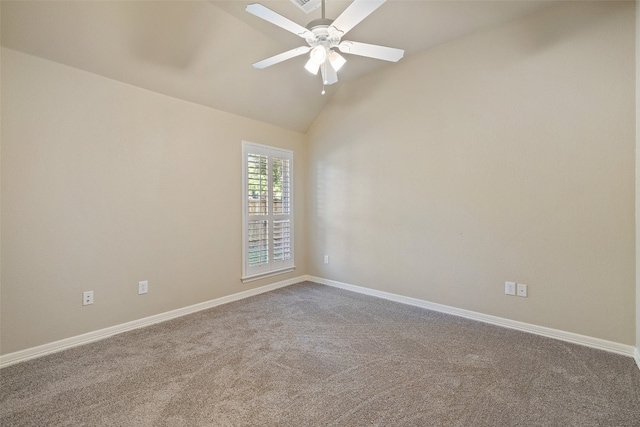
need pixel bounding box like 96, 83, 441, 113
242, 141, 294, 282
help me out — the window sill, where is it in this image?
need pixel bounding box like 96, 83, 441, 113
241, 266, 296, 284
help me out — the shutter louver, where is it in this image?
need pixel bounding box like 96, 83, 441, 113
247, 154, 268, 215
273, 219, 291, 261
248, 220, 269, 266
273, 157, 290, 215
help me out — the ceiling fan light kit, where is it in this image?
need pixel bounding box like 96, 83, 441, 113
246, 0, 404, 92
304, 58, 320, 75
329, 51, 346, 71
310, 45, 328, 66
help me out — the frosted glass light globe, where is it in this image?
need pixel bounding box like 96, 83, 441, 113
310, 45, 327, 65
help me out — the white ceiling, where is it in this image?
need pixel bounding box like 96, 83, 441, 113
1, 0, 554, 133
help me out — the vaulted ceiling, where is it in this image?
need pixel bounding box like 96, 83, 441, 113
1, 0, 553, 133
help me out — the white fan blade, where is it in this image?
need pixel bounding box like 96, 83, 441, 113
338, 41, 404, 62
330, 0, 386, 37
253, 46, 311, 69
321, 62, 338, 85
246, 4, 314, 39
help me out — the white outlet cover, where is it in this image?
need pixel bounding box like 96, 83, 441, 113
505, 281, 516, 296
83, 291, 94, 305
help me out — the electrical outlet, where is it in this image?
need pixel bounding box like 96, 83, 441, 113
83, 291, 94, 306
324, 255, 329, 264
517, 283, 527, 297
138, 280, 148, 295
505, 281, 516, 296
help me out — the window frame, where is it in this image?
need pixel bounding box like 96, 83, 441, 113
241, 141, 295, 283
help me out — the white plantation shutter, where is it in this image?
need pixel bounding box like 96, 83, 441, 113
272, 157, 291, 215
273, 219, 291, 261
247, 154, 268, 216
248, 220, 268, 267
272, 156, 292, 263
242, 142, 294, 281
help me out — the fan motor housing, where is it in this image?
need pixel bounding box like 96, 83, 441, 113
306, 18, 333, 30
306, 18, 342, 48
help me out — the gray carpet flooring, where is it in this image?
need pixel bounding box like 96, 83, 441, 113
1, 281, 639, 426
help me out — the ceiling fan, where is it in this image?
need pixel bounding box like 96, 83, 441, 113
246, 0, 404, 90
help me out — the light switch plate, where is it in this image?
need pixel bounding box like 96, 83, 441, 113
138, 280, 148, 295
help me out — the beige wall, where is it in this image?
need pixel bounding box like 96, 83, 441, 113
636, 0, 640, 356
0, 48, 306, 354
307, 1, 636, 345
1, 1, 637, 357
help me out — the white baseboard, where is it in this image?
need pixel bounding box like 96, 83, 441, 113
3, 274, 637, 371
0, 276, 307, 369
309, 276, 637, 360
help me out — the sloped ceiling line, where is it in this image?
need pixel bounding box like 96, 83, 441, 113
1, 0, 553, 133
